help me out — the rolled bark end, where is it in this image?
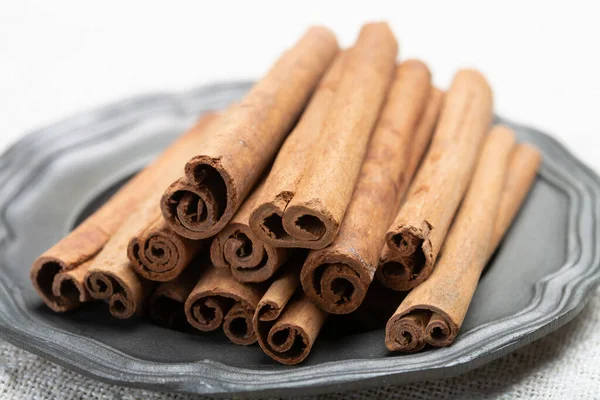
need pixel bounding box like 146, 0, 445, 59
109, 292, 135, 319
30, 257, 74, 312
377, 260, 411, 287
221, 227, 263, 269
51, 270, 89, 310
162, 158, 232, 240
283, 207, 328, 241
223, 303, 257, 345
84, 272, 137, 319
186, 296, 230, 332
250, 204, 338, 250
211, 223, 289, 283
255, 295, 325, 365
389, 229, 423, 257
257, 301, 281, 322
85, 271, 114, 299
185, 292, 258, 345
162, 181, 222, 239
385, 309, 432, 352
267, 324, 309, 357
252, 204, 289, 242
380, 225, 434, 291
128, 234, 178, 280
129, 220, 203, 283
301, 260, 367, 314
425, 313, 454, 346
280, 205, 338, 249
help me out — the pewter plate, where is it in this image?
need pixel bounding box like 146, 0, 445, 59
0, 82, 599, 397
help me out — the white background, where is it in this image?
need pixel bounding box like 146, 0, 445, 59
1, 1, 600, 398
2, 1, 600, 170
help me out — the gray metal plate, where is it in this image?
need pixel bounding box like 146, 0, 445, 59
0, 82, 598, 397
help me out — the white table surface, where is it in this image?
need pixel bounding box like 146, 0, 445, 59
1, 1, 600, 398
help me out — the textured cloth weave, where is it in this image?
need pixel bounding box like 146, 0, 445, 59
2, 288, 599, 399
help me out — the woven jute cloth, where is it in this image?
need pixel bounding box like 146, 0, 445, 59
2, 288, 599, 399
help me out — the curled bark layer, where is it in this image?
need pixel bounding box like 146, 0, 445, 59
129, 217, 204, 282
210, 186, 291, 283
386, 127, 537, 353
31, 113, 218, 312
185, 261, 266, 345
162, 27, 340, 240
301, 61, 442, 314
249, 22, 398, 250
378, 69, 494, 291
254, 259, 327, 364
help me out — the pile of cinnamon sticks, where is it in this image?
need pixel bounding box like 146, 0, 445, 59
31, 22, 541, 365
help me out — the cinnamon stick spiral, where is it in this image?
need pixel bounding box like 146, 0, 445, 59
161, 27, 340, 240
254, 261, 327, 364
386, 127, 540, 352
249, 23, 398, 250
184, 262, 265, 345
210, 186, 291, 282
377, 69, 494, 291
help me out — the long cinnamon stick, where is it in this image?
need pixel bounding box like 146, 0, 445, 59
254, 260, 327, 365
30, 113, 218, 312
377, 69, 493, 291
160, 27, 339, 240
84, 116, 221, 319
248, 50, 347, 249
184, 260, 265, 345
210, 186, 291, 283
386, 127, 525, 352
301, 61, 442, 314
148, 265, 200, 329
249, 22, 398, 249
490, 144, 542, 250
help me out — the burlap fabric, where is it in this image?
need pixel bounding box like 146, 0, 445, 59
2, 288, 598, 399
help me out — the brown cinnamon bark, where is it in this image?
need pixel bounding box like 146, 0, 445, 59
378, 69, 493, 291
254, 260, 327, 364
249, 22, 398, 250
248, 50, 347, 249
148, 265, 200, 329
49, 260, 93, 311
386, 127, 524, 352
84, 198, 162, 319
31, 113, 218, 312
85, 115, 223, 318
161, 27, 339, 240
128, 217, 205, 282
300, 61, 442, 314
184, 261, 266, 345
210, 186, 291, 283
490, 144, 542, 250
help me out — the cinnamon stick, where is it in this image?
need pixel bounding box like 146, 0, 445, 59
148, 265, 200, 329
301, 61, 442, 314
84, 116, 221, 319
378, 69, 493, 291
30, 113, 219, 312
254, 260, 327, 364
128, 217, 205, 282
490, 144, 542, 250
161, 27, 339, 240
386, 127, 524, 352
210, 186, 291, 283
249, 22, 398, 249
184, 260, 265, 345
